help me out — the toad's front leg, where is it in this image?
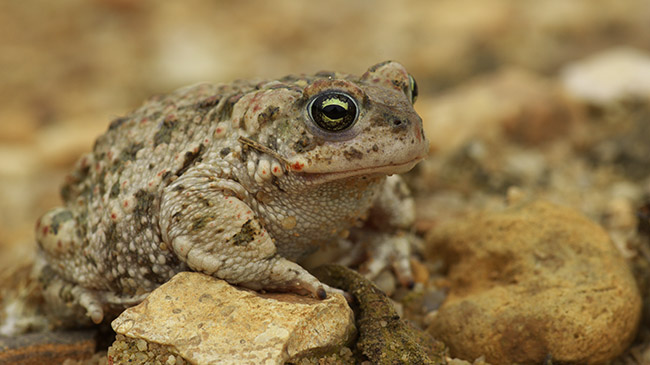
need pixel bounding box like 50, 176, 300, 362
160, 169, 336, 299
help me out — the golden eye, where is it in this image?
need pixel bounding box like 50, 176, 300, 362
309, 92, 358, 132
408, 74, 418, 104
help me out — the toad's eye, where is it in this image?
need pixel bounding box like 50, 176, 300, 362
408, 74, 418, 104
308, 92, 358, 132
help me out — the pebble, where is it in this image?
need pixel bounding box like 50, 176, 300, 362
562, 47, 650, 104
425, 200, 641, 364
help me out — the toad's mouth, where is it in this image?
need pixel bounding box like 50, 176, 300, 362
236, 135, 427, 184
295, 155, 425, 184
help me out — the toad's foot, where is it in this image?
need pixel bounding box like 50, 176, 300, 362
356, 230, 418, 288
235, 254, 346, 299
39, 266, 148, 326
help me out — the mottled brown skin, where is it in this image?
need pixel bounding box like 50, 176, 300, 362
34, 61, 428, 326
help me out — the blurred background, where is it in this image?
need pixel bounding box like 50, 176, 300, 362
1, 0, 650, 286
3, 1, 650, 362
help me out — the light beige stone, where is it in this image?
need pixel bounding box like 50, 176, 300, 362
112, 272, 356, 365
562, 47, 650, 104
426, 200, 641, 365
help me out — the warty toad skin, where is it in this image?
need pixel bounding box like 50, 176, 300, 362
34, 61, 428, 326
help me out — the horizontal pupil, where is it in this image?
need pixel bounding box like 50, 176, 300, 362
322, 104, 347, 119
310, 93, 357, 132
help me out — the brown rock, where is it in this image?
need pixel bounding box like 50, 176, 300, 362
421, 69, 580, 153
0, 329, 96, 364
108, 334, 188, 365
315, 264, 447, 365
111, 272, 356, 365
425, 200, 641, 364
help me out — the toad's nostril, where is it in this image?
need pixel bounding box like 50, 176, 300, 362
391, 119, 408, 129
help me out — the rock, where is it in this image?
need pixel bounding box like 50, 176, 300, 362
315, 264, 447, 365
0, 329, 97, 364
447, 357, 491, 365
639, 200, 650, 238
420, 68, 579, 153
587, 100, 650, 180
561, 47, 650, 105
425, 200, 641, 364
0, 263, 52, 336
108, 334, 188, 365
111, 272, 356, 365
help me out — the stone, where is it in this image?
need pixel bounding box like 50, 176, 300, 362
561, 47, 650, 104
0, 263, 51, 336
0, 329, 96, 364
111, 272, 356, 365
425, 200, 641, 364
447, 357, 491, 365
420, 68, 579, 154
314, 264, 447, 365
108, 334, 189, 365
587, 99, 650, 181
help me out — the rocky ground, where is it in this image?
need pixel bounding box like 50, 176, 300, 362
2, 0, 650, 364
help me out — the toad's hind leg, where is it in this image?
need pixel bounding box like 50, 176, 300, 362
35, 263, 104, 326
35, 208, 106, 325
36, 261, 147, 326
160, 173, 337, 299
